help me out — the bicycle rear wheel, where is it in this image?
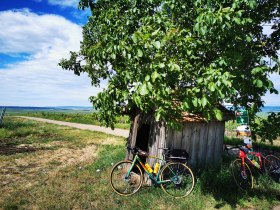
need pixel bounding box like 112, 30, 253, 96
264, 155, 280, 174
160, 162, 195, 198
110, 160, 143, 196
231, 159, 253, 190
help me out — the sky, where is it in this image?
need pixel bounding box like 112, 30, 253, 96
0, 1, 279, 107
0, 0, 100, 107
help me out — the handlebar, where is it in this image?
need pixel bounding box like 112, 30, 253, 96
127, 146, 149, 157
127, 146, 188, 161
224, 144, 252, 154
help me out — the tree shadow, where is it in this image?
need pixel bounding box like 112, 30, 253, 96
196, 160, 280, 209
0, 144, 46, 155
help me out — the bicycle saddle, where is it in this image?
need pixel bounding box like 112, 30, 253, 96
138, 149, 149, 157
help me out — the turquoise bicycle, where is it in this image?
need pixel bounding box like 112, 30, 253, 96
110, 147, 195, 198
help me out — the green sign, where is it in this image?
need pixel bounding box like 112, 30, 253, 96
235, 110, 248, 116
236, 116, 249, 124
235, 110, 249, 124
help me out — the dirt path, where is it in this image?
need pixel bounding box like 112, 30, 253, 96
17, 116, 129, 138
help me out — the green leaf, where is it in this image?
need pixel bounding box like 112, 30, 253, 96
233, 17, 241, 24
173, 64, 180, 71
192, 98, 198, 107
155, 110, 161, 121
197, 78, 203, 83
152, 28, 160, 36
137, 49, 143, 57
183, 101, 190, 109
122, 50, 126, 57
208, 82, 216, 92
246, 36, 252, 42
201, 97, 208, 107
145, 75, 150, 81
134, 95, 141, 106
151, 71, 160, 82
139, 83, 148, 95
147, 82, 153, 91
213, 109, 223, 121
153, 41, 161, 49
255, 79, 263, 88
132, 34, 137, 43
158, 63, 165, 68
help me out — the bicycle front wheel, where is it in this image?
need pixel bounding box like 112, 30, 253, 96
110, 160, 143, 196
160, 162, 195, 198
264, 155, 280, 174
231, 159, 253, 190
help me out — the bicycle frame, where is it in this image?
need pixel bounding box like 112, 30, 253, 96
127, 154, 172, 184
239, 149, 264, 170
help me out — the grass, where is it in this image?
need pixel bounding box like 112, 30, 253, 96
0, 117, 280, 209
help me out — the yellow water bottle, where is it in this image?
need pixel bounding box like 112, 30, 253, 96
145, 163, 153, 173
252, 159, 260, 169
153, 163, 160, 174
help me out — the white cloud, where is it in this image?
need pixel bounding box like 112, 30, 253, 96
0, 10, 101, 106
47, 0, 80, 8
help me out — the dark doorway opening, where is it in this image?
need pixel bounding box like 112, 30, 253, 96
135, 124, 150, 162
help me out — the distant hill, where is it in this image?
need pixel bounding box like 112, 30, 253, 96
0, 106, 94, 113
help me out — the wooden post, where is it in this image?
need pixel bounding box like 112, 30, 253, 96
0, 107, 6, 125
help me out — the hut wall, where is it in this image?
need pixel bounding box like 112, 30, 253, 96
166, 121, 225, 168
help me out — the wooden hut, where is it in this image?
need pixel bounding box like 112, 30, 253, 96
126, 106, 234, 170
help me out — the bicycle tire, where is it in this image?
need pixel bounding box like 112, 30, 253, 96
160, 162, 195, 198
264, 155, 280, 174
231, 159, 254, 190
110, 160, 143, 196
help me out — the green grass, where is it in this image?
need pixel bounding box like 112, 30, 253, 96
1, 118, 279, 209
224, 136, 280, 152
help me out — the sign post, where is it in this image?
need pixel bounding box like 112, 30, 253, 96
0, 107, 6, 126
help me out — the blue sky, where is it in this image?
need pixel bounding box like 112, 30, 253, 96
0, 1, 279, 107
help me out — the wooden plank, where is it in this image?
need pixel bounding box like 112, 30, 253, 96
0, 107, 6, 125
172, 128, 183, 149
197, 123, 209, 168
213, 122, 225, 166
126, 114, 141, 160
165, 127, 173, 149
190, 123, 201, 167
147, 121, 156, 166
145, 121, 166, 185
181, 123, 191, 151
205, 122, 217, 167
185, 123, 194, 166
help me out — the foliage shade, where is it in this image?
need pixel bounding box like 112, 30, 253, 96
59, 0, 280, 128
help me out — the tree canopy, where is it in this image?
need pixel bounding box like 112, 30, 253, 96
59, 0, 280, 128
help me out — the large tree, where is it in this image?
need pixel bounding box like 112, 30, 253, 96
60, 0, 279, 129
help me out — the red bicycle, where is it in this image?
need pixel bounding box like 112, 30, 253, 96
227, 145, 280, 190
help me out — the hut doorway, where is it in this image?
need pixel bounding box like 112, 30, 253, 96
135, 124, 150, 161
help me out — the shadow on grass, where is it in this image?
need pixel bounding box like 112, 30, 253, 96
197, 159, 280, 209
0, 144, 48, 155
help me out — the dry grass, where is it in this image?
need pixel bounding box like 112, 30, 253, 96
0, 117, 125, 209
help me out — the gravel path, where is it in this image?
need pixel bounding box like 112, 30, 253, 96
17, 116, 129, 138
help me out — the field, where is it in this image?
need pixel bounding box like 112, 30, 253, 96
0, 117, 280, 209
7, 111, 131, 130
